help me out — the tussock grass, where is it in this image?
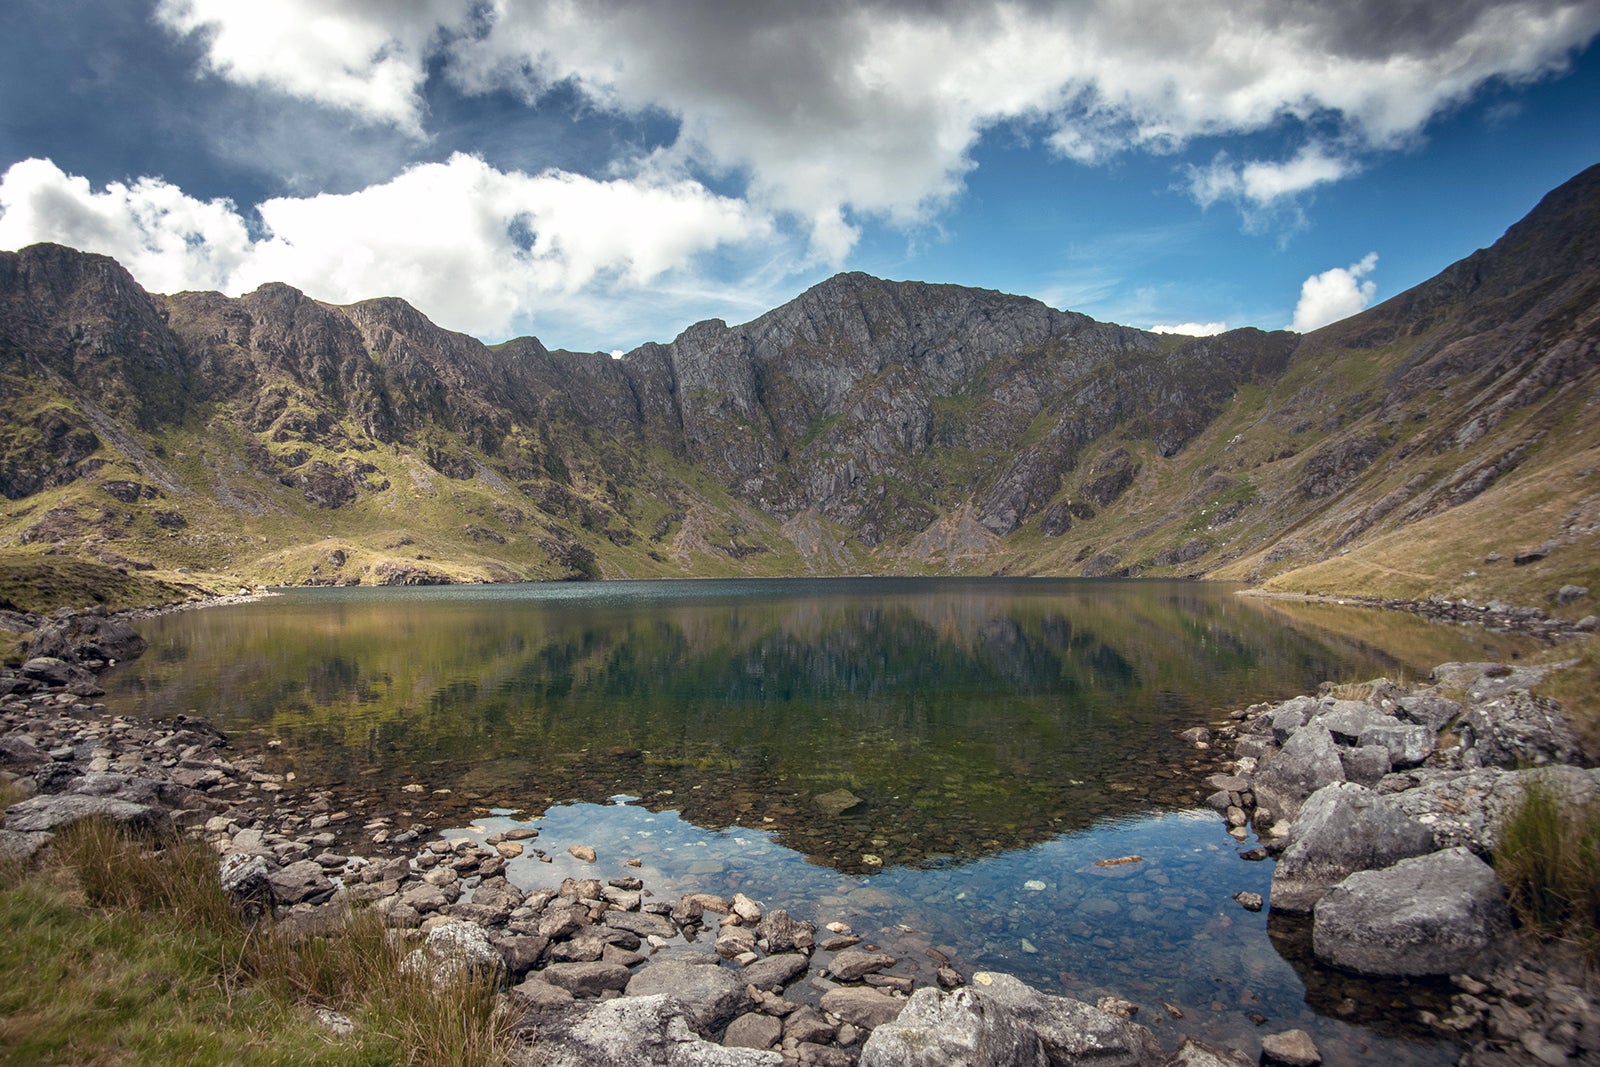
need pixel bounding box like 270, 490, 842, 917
0, 820, 517, 1066
1494, 776, 1600, 959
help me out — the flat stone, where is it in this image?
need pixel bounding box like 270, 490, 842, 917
820, 986, 906, 1031
541, 961, 633, 997
511, 976, 575, 1010
724, 1011, 783, 1050
1167, 1038, 1255, 1067
827, 948, 897, 981
626, 960, 749, 1033
4, 793, 170, 837
742, 952, 809, 991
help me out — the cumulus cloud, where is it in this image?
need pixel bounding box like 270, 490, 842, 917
1290, 253, 1380, 332
1149, 321, 1229, 336
0, 155, 769, 341
154, 0, 463, 136
0, 157, 252, 293
152, 0, 1600, 250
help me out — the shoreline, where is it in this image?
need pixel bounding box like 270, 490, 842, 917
5, 605, 1597, 1064
1237, 588, 1593, 638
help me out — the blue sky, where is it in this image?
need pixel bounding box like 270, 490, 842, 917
2, 1, 1598, 353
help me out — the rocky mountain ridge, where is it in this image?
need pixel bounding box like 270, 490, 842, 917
1, 164, 1598, 610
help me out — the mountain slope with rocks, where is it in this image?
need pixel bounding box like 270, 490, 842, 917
1, 164, 1598, 613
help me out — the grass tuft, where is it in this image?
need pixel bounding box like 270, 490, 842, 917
1494, 776, 1600, 958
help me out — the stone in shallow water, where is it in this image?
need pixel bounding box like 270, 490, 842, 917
1260, 1028, 1321, 1066
813, 788, 863, 817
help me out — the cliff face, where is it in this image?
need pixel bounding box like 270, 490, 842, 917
2, 164, 1598, 604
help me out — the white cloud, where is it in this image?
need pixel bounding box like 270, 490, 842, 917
1149, 321, 1229, 336
1290, 252, 1379, 332
0, 155, 770, 342
0, 157, 252, 293
152, 1, 1600, 248
1188, 145, 1360, 210
154, 0, 465, 136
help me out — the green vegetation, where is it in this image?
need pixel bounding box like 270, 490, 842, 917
0, 819, 514, 1066
0, 555, 205, 615
1493, 776, 1600, 958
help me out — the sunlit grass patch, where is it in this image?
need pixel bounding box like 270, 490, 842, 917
0, 820, 516, 1066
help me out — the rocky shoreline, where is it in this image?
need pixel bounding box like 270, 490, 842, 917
1190, 661, 1600, 1065
1240, 589, 1596, 639
3, 607, 1597, 1065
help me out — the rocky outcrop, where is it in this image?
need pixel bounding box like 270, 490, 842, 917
1268, 782, 1434, 913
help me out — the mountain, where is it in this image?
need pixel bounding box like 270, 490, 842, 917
2, 164, 1598, 614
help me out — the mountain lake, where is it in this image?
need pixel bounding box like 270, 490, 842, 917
104, 577, 1544, 1064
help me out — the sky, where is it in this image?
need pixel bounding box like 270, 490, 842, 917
1, 1, 1598, 354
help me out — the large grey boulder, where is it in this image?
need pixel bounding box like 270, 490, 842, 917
625, 960, 749, 1034
1457, 691, 1582, 768
1390, 766, 1600, 852
926, 972, 1161, 1066
526, 995, 782, 1066
3, 792, 170, 837
1312, 847, 1514, 976
1252, 724, 1344, 824
860, 986, 1048, 1066
1270, 782, 1435, 913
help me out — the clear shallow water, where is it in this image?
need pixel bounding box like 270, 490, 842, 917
106, 577, 1532, 1062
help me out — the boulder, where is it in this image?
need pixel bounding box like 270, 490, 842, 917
1252, 724, 1344, 824
1390, 765, 1600, 852
1357, 720, 1435, 767
741, 951, 808, 991
625, 960, 749, 1034
755, 908, 815, 952
1270, 782, 1435, 913
860, 986, 1047, 1066
542, 961, 632, 997
820, 986, 907, 1030
724, 1011, 783, 1050
1260, 1029, 1321, 1066
1313, 700, 1389, 743
967, 972, 1161, 1066
526, 994, 782, 1066
1337, 745, 1391, 787
1396, 694, 1462, 733
826, 947, 896, 981
0, 828, 52, 864
267, 858, 335, 905
1457, 692, 1582, 768
3, 792, 170, 838
403, 922, 505, 986
1312, 847, 1514, 976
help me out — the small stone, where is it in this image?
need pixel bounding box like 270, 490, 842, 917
1260, 1028, 1321, 1066
568, 844, 597, 863
1233, 891, 1264, 912
495, 840, 523, 858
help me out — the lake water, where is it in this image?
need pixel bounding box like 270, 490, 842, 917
105, 577, 1535, 1063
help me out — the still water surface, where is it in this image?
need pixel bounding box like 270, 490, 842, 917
106, 578, 1533, 1063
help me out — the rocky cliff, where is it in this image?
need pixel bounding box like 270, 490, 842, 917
1, 164, 1597, 610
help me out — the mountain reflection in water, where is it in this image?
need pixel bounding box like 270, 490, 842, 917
107, 578, 1525, 871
